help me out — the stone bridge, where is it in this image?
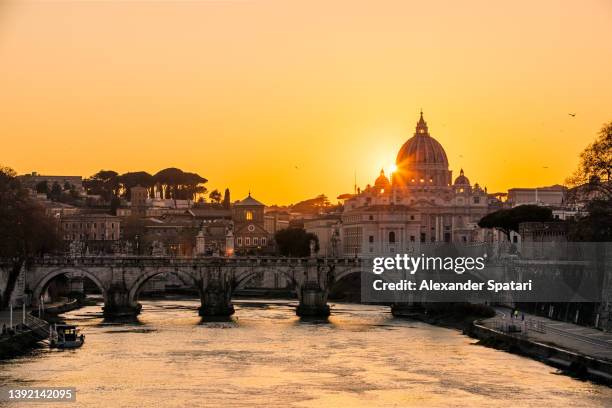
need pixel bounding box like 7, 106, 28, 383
24, 256, 363, 318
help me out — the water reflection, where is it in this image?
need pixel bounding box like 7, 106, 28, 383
0, 299, 611, 408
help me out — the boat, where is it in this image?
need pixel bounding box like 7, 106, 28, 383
49, 324, 85, 349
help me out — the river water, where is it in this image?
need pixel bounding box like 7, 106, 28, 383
1, 299, 611, 407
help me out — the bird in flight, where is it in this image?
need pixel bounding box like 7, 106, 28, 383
568, 113, 576, 117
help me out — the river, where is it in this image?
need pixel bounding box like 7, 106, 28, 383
1, 299, 611, 407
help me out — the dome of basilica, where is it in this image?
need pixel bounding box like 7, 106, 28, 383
453, 169, 470, 186
395, 111, 449, 169
393, 111, 452, 187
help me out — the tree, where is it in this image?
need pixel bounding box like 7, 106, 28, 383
274, 228, 319, 257
153, 168, 207, 200
35, 180, 49, 194
567, 121, 612, 199
0, 167, 60, 308
290, 194, 335, 214
48, 181, 63, 201
209, 189, 222, 204
567, 199, 612, 241
223, 188, 231, 209
117, 171, 153, 199
478, 205, 553, 239
565, 120, 612, 241
83, 170, 119, 202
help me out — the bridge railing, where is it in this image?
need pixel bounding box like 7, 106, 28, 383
28, 255, 363, 267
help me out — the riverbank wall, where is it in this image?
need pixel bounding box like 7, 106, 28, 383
0, 298, 80, 360
467, 321, 612, 386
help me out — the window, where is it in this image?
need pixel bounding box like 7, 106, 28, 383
245, 237, 251, 246
253, 237, 259, 246
245, 210, 253, 221
368, 235, 374, 243
389, 231, 396, 243
261, 237, 266, 246
410, 215, 415, 220
368, 215, 373, 220
420, 233, 426, 243
473, 196, 480, 204
410, 235, 415, 242
237, 237, 242, 246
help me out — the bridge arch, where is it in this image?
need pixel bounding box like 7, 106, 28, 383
32, 267, 107, 305
333, 267, 364, 284
128, 268, 201, 306
233, 266, 299, 291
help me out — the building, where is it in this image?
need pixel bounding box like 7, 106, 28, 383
304, 214, 342, 256
507, 185, 566, 207
232, 194, 272, 254
61, 213, 122, 253
18, 172, 84, 192
264, 210, 290, 235
340, 111, 490, 256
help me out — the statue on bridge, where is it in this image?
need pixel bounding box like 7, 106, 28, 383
69, 239, 84, 258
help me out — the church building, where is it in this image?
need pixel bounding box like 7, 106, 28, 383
232, 193, 271, 254
341, 112, 489, 256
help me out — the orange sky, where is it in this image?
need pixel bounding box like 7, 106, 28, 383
1, 0, 611, 205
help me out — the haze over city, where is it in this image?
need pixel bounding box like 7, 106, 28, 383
1, 0, 611, 204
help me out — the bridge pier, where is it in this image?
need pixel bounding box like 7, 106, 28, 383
103, 285, 141, 318
296, 282, 330, 317
199, 282, 235, 317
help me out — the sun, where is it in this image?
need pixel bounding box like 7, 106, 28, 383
385, 164, 397, 176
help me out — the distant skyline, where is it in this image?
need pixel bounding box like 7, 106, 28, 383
1, 0, 611, 205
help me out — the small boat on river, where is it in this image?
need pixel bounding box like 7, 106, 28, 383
49, 324, 85, 349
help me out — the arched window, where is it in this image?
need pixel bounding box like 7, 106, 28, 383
389, 231, 396, 243
245, 210, 253, 220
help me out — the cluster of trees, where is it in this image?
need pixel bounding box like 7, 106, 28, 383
0, 167, 60, 308
83, 168, 208, 203
206, 188, 231, 208
274, 228, 319, 257
36, 180, 80, 204
288, 194, 341, 214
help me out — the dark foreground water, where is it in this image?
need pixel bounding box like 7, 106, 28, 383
1, 299, 611, 407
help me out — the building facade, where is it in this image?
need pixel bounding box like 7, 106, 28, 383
61, 213, 122, 253
232, 194, 271, 254
340, 112, 490, 257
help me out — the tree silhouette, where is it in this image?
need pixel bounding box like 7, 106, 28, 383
209, 189, 222, 204
35, 180, 49, 194
274, 228, 319, 257
117, 171, 153, 199
478, 205, 553, 239
0, 167, 60, 308
153, 168, 207, 200
567, 121, 612, 199
223, 188, 231, 209
83, 170, 119, 202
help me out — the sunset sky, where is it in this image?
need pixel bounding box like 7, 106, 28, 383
1, 0, 611, 205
